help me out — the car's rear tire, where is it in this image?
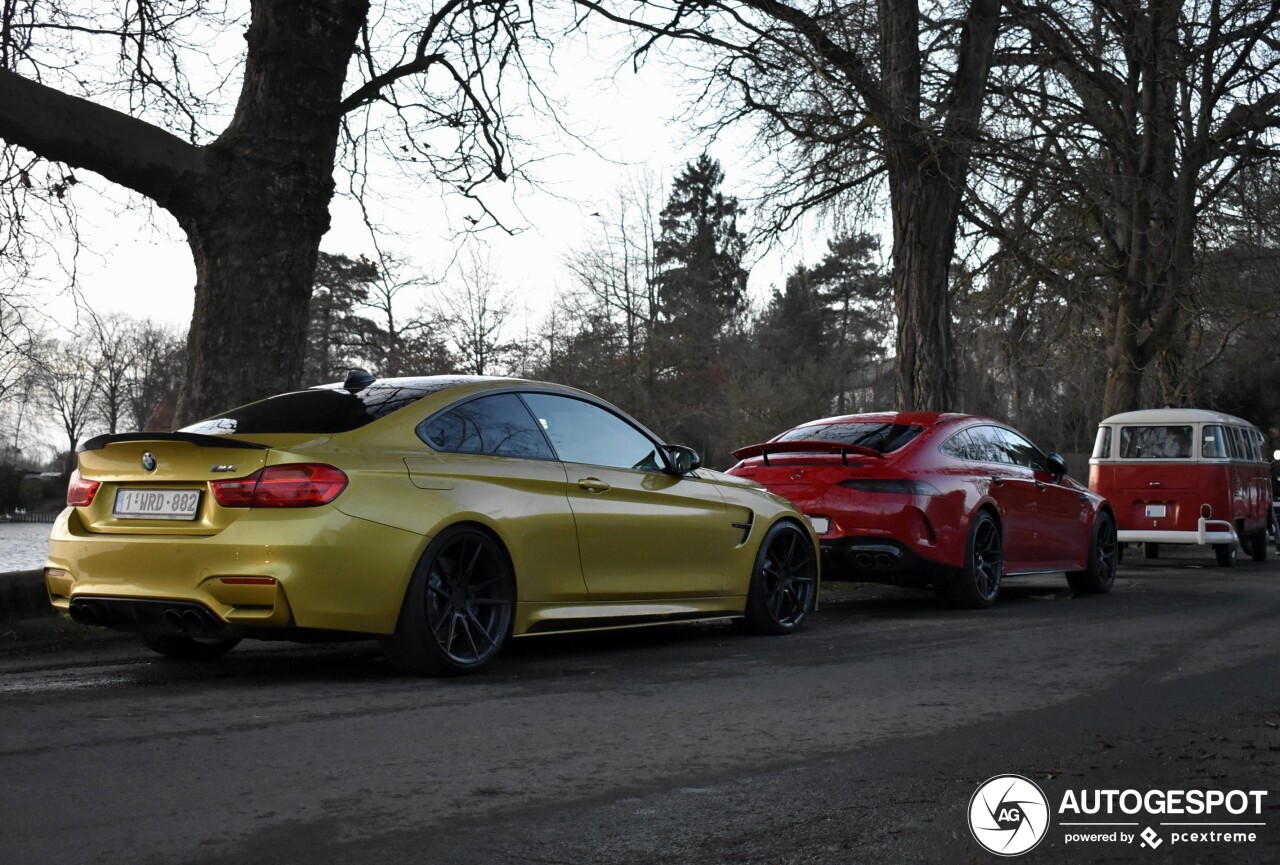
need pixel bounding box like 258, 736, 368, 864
1143, 542, 1159, 559
946, 510, 1002, 609
1067, 511, 1118, 595
139, 631, 241, 660
1214, 542, 1237, 567
742, 520, 817, 634
382, 525, 516, 676
1245, 528, 1268, 562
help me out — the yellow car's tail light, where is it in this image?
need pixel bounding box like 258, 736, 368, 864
66, 470, 101, 507
212, 464, 348, 508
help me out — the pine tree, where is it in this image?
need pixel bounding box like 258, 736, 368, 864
303, 253, 379, 385
652, 155, 748, 367
647, 155, 749, 466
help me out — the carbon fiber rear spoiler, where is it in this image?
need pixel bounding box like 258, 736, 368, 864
78, 432, 269, 452
730, 439, 885, 466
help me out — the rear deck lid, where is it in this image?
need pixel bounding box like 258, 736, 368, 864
74, 432, 274, 535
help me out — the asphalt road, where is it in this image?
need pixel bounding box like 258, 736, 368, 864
1, 548, 1277, 865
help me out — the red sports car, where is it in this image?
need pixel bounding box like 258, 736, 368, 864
728, 412, 1117, 607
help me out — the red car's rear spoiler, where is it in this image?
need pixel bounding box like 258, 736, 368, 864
731, 440, 885, 466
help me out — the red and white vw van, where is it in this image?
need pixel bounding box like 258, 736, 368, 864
1088, 409, 1272, 566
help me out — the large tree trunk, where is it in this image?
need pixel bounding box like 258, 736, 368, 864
877, 0, 998, 411
0, 2, 368, 428
887, 159, 962, 411
175, 0, 367, 424
1102, 324, 1146, 416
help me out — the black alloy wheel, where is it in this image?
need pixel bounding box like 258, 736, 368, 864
743, 521, 818, 634
1067, 511, 1119, 595
946, 510, 1002, 609
383, 526, 516, 676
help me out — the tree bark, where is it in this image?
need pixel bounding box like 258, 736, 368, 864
879, 0, 999, 411
0, 0, 369, 427
717, 0, 997, 411
887, 162, 962, 411
175, 0, 368, 423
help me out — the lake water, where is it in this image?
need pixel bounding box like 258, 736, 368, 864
0, 521, 54, 573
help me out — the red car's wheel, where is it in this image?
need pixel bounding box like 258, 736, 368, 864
383, 525, 516, 676
945, 510, 1002, 609
1067, 511, 1118, 595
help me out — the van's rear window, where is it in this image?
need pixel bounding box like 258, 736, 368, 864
1119, 425, 1193, 459
180, 381, 461, 436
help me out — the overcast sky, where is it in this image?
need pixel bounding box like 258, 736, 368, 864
30, 38, 823, 339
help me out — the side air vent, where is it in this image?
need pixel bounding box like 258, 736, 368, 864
731, 509, 755, 546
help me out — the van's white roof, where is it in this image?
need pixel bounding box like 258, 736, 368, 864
1100, 408, 1256, 427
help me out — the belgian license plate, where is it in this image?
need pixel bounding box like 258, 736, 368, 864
1144, 504, 1167, 518
807, 515, 830, 534
114, 489, 201, 520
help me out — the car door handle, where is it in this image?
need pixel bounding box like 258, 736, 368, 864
577, 478, 611, 494
1035, 481, 1046, 490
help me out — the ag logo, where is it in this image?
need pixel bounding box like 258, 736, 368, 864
968, 774, 1050, 856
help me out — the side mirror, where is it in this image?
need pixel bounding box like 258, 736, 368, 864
664, 445, 702, 475
1047, 452, 1068, 481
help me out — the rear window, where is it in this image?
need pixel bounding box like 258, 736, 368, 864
181, 381, 458, 436
1119, 425, 1193, 459
777, 422, 924, 454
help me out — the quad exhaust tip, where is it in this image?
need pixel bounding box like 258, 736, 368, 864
69, 598, 223, 635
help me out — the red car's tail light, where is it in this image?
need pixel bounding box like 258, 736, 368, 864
212, 464, 348, 508
838, 478, 943, 496
66, 470, 100, 507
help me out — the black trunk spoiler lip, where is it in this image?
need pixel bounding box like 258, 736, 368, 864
731, 439, 886, 466
78, 432, 269, 453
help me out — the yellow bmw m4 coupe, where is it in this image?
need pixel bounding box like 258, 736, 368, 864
45, 373, 818, 675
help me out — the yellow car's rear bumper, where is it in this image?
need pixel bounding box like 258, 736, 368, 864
44, 506, 428, 635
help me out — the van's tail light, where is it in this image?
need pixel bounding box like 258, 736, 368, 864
212, 464, 348, 508
66, 470, 100, 507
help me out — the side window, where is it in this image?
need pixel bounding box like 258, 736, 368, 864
1201, 425, 1225, 459
997, 427, 1048, 472
521, 393, 663, 472
417, 394, 554, 460
939, 429, 974, 460
1226, 426, 1244, 460
965, 426, 1014, 465
1091, 426, 1113, 460
1246, 428, 1262, 462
